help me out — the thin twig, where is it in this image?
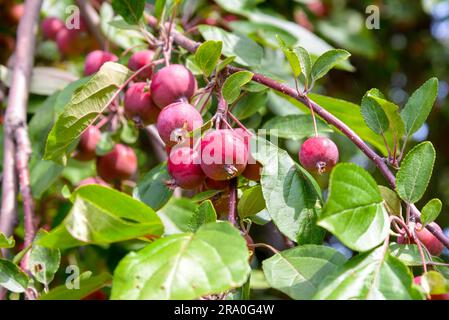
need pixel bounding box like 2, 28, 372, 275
228, 178, 238, 226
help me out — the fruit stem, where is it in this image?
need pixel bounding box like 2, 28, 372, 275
228, 178, 238, 226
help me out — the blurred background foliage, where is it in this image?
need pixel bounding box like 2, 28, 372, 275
0, 0, 449, 298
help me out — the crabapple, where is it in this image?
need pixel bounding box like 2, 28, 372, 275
299, 136, 339, 174
96, 144, 137, 183
205, 177, 229, 190
150, 64, 198, 108
124, 82, 160, 125
84, 50, 118, 76
167, 147, 205, 189
73, 126, 101, 161
156, 101, 203, 146
416, 223, 444, 256
234, 128, 262, 181
56, 27, 94, 57
41, 17, 65, 40
414, 276, 449, 300
77, 177, 109, 188
200, 129, 248, 181
128, 50, 154, 79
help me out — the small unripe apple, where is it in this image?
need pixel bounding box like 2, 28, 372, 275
124, 82, 160, 125
299, 136, 339, 174
200, 129, 248, 181
234, 128, 262, 181
84, 50, 118, 76
150, 64, 198, 108
416, 224, 444, 256
73, 126, 101, 161
128, 50, 154, 79
96, 144, 137, 183
156, 102, 203, 146
167, 147, 205, 189
414, 276, 449, 300
41, 17, 65, 40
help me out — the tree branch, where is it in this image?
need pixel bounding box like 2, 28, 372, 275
1, 0, 43, 249
145, 14, 449, 249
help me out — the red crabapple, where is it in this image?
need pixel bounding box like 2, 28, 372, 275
167, 147, 205, 189
73, 126, 101, 161
56, 27, 94, 57
200, 129, 248, 181
84, 50, 118, 76
124, 82, 160, 125
128, 50, 154, 79
41, 17, 65, 40
416, 223, 444, 256
205, 177, 229, 190
299, 136, 339, 174
96, 144, 137, 183
234, 128, 262, 181
150, 64, 198, 108
77, 177, 109, 188
156, 102, 203, 146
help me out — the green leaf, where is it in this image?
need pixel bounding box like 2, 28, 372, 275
0, 259, 29, 293
238, 185, 266, 218
396, 141, 436, 203
263, 245, 347, 300
389, 243, 433, 266
101, 3, 145, 50
44, 62, 131, 164
378, 186, 402, 216
401, 78, 438, 136
294, 46, 312, 88
421, 198, 442, 226
120, 119, 139, 144
40, 273, 111, 300
37, 225, 85, 250
222, 71, 254, 104
216, 56, 236, 73
313, 246, 423, 300
318, 163, 389, 252
111, 222, 251, 300
187, 200, 217, 232
0, 233, 15, 249
361, 92, 389, 135
276, 35, 301, 78
231, 91, 267, 120
190, 190, 222, 202
365, 90, 405, 139
194, 40, 223, 77
158, 198, 198, 234
311, 49, 351, 82
111, 0, 145, 25
199, 25, 263, 67
133, 163, 173, 211
29, 230, 61, 286
39, 185, 164, 248
252, 137, 325, 244
262, 114, 332, 140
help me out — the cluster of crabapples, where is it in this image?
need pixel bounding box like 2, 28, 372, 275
40, 16, 97, 57
72, 57, 341, 193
